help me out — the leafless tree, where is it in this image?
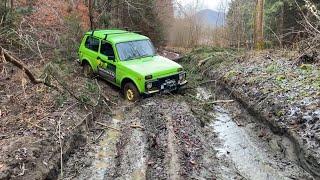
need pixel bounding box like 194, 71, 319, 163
254, 0, 264, 50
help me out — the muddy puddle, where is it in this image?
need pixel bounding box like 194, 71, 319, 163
65, 105, 149, 180
60, 86, 313, 180
196, 87, 313, 180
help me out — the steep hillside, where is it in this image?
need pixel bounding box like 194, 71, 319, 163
196, 9, 226, 27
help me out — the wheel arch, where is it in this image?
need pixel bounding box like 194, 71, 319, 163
81, 59, 90, 66
81, 59, 97, 72
121, 77, 142, 93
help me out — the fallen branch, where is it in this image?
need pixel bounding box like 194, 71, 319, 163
17, 163, 26, 176
57, 103, 78, 179
96, 122, 120, 131
197, 80, 216, 86
27, 120, 47, 131
130, 124, 145, 131
102, 94, 117, 106
1, 47, 43, 84
200, 100, 234, 105
197, 56, 212, 67
184, 80, 216, 90
72, 112, 92, 130
58, 120, 63, 179
234, 119, 242, 127
95, 130, 105, 142
0, 47, 61, 93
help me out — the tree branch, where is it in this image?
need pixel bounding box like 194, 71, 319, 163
0, 46, 44, 84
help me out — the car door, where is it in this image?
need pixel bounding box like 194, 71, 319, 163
98, 40, 117, 83
84, 36, 100, 68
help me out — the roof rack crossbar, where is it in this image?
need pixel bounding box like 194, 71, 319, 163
104, 32, 132, 40
90, 29, 107, 37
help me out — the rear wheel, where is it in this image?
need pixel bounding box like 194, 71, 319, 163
123, 82, 140, 102
82, 62, 93, 77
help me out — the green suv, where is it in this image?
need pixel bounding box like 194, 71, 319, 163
78, 29, 187, 101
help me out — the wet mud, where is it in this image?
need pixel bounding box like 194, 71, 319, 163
60, 85, 314, 180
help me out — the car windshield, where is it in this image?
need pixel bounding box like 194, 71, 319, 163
116, 40, 155, 61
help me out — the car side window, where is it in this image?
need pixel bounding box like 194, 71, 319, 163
85, 36, 100, 52
100, 41, 115, 60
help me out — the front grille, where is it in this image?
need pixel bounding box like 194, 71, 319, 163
152, 74, 179, 89
158, 74, 179, 84
145, 74, 179, 91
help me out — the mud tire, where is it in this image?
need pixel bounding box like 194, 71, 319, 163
123, 82, 140, 102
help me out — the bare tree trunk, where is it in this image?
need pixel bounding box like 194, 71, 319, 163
279, 2, 284, 47
10, 0, 13, 11
67, 0, 75, 12
254, 0, 264, 50
88, 0, 94, 30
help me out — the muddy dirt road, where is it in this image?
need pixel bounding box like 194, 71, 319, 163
59, 81, 314, 179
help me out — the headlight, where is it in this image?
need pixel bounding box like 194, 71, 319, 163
145, 75, 153, 80
146, 82, 153, 89
179, 73, 186, 81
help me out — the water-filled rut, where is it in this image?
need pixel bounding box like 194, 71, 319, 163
60, 86, 314, 179
196, 87, 313, 179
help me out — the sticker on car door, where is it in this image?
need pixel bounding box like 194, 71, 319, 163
98, 63, 116, 82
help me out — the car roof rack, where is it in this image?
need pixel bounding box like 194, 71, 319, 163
89, 29, 141, 40
104, 32, 131, 40
90, 29, 105, 36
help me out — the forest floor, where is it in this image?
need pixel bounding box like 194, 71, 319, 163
0, 48, 319, 180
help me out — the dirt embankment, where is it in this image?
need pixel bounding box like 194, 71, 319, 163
183, 47, 320, 177
0, 58, 121, 179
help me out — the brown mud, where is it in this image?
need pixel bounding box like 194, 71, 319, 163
60, 84, 314, 179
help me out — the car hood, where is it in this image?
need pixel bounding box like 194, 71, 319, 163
119, 55, 182, 77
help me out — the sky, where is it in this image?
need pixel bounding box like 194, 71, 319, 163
176, 0, 231, 12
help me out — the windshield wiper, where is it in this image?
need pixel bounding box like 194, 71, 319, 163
139, 54, 155, 59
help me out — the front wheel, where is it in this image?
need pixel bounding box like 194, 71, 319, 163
123, 82, 140, 102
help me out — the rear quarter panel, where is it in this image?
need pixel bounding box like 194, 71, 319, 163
78, 35, 100, 72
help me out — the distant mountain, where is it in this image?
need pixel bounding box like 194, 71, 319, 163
196, 9, 226, 27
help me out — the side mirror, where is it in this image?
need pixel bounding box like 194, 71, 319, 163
98, 56, 108, 63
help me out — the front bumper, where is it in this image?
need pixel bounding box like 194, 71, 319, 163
144, 73, 188, 95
